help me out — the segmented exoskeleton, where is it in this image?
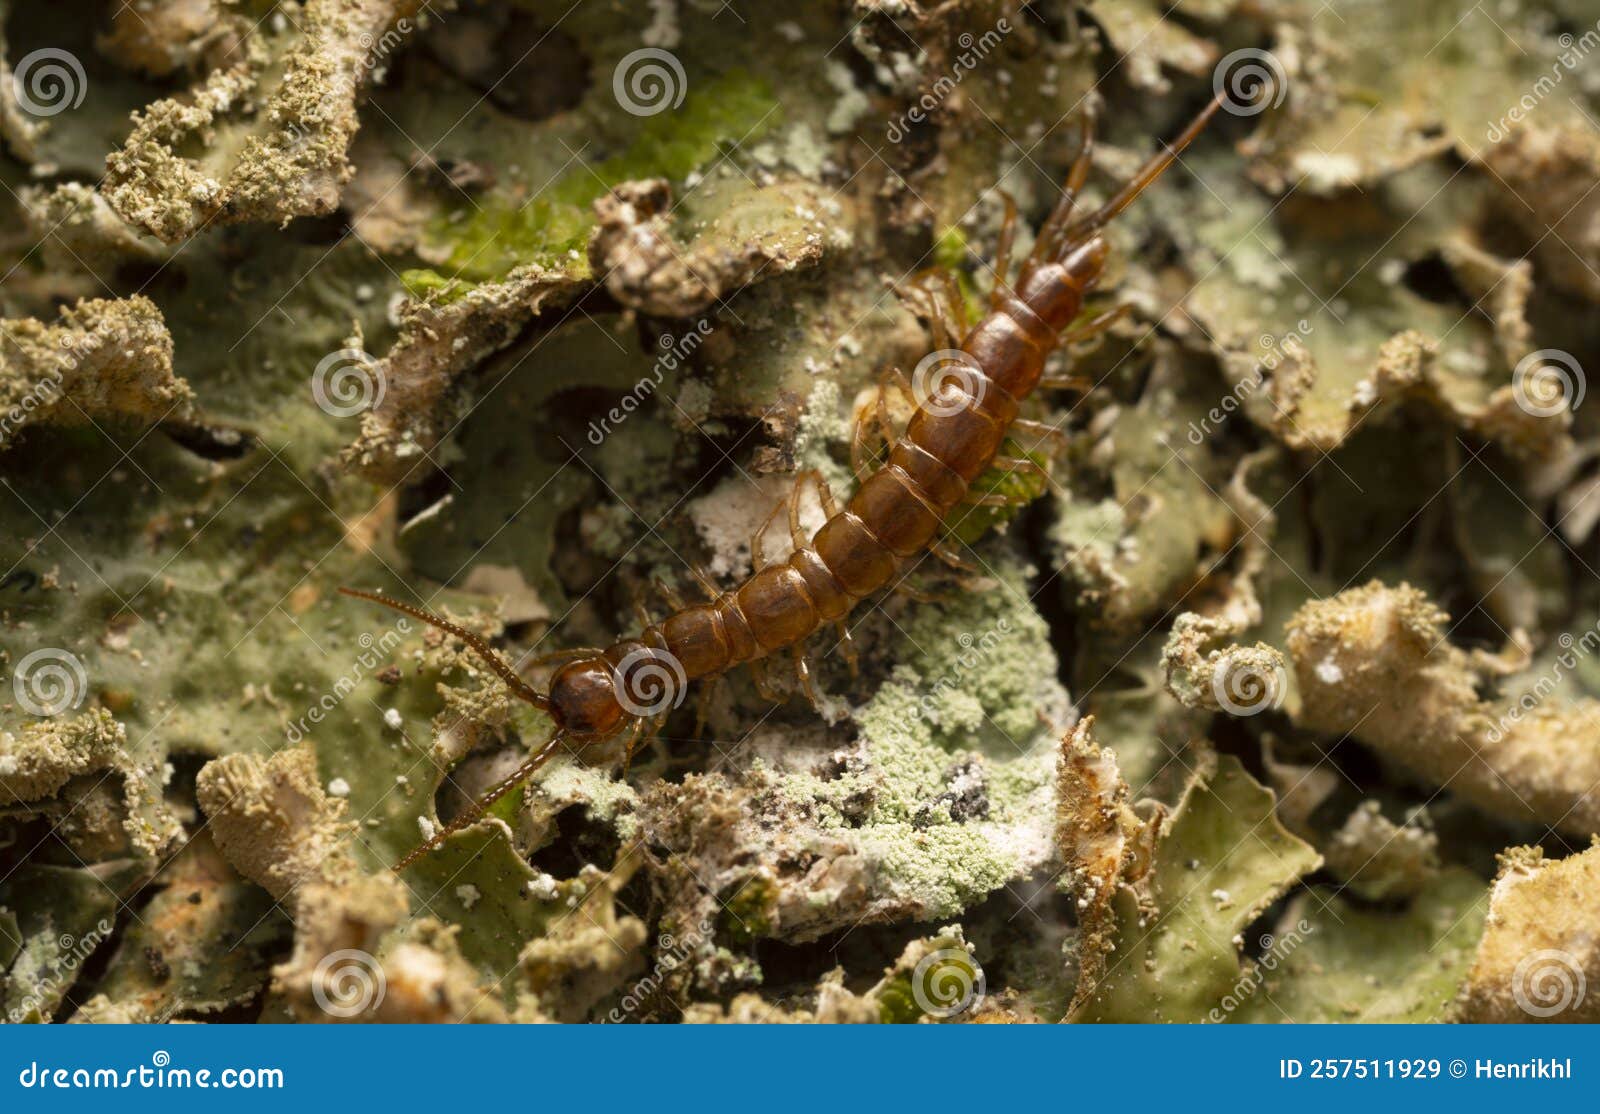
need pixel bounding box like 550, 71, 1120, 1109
345, 94, 1224, 869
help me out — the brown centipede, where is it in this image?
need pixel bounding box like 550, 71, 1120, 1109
343, 93, 1225, 870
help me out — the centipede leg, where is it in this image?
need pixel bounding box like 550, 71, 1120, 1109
693, 675, 720, 740
792, 646, 821, 710
991, 454, 1052, 483
788, 469, 823, 550
652, 576, 689, 613
887, 366, 917, 407
750, 490, 792, 572
885, 566, 947, 604
938, 271, 970, 341
1025, 109, 1097, 279
922, 283, 953, 350
749, 657, 782, 703
1010, 417, 1070, 447
524, 646, 607, 668
689, 565, 721, 603
930, 538, 981, 574
632, 593, 654, 632
618, 716, 647, 775
852, 370, 899, 483
832, 620, 860, 677
990, 190, 1018, 307
1063, 303, 1132, 345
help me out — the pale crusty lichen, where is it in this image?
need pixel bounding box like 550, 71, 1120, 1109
196, 746, 356, 901
1054, 716, 1159, 1013
1286, 581, 1600, 838
0, 296, 190, 449
103, 0, 426, 241
0, 708, 182, 859
680, 971, 879, 1024
342, 265, 584, 484
589, 177, 829, 317
1323, 800, 1441, 903
0, 707, 124, 805
1454, 843, 1600, 1023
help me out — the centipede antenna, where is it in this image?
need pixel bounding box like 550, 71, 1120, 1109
1064, 92, 1225, 245
338, 587, 551, 712
393, 729, 570, 871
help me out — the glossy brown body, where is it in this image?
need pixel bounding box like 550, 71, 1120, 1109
579, 239, 1107, 699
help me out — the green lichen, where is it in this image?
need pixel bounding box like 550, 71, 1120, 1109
433, 70, 780, 281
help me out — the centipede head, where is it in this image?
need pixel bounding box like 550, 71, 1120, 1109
547, 657, 629, 739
